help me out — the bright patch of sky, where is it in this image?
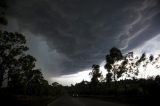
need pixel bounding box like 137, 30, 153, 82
50, 62, 107, 86
51, 34, 160, 86
133, 34, 160, 78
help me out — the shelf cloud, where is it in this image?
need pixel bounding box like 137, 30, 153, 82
5, 0, 160, 79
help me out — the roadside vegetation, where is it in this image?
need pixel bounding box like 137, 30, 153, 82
1, 0, 160, 106
0, 0, 64, 105
67, 47, 160, 106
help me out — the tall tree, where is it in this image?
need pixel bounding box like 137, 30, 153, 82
89, 64, 102, 85
105, 47, 123, 83
8, 55, 48, 95
0, 31, 28, 88
0, 0, 51, 96
0, 0, 7, 25
104, 47, 123, 95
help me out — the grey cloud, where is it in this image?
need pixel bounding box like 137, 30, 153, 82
5, 0, 160, 76
116, 0, 160, 50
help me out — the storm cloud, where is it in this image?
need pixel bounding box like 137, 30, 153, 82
5, 0, 160, 77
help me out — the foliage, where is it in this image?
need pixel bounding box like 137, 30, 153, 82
0, 1, 64, 98
0, 31, 64, 96
0, 31, 28, 88
89, 64, 102, 84
0, 0, 7, 25
105, 47, 123, 83
68, 47, 160, 105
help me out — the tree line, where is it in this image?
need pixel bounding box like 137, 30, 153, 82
0, 0, 64, 97
68, 47, 160, 105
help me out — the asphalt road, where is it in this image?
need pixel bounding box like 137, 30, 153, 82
47, 94, 128, 106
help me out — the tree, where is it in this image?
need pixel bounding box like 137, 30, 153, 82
89, 64, 102, 85
0, 31, 28, 88
104, 47, 124, 95
51, 82, 63, 96
17, 55, 46, 95
0, 0, 54, 97
0, 0, 7, 25
26, 69, 44, 95
105, 47, 123, 83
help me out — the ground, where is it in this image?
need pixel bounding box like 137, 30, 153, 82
48, 94, 128, 106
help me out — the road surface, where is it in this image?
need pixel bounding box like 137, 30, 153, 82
47, 94, 128, 106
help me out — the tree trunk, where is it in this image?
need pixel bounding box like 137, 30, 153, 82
114, 72, 117, 96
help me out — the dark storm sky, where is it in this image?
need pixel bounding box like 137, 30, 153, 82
5, 0, 160, 78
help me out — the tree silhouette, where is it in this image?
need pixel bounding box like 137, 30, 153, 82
0, 31, 28, 88
105, 47, 123, 83
89, 64, 102, 95
0, 0, 65, 99
51, 82, 63, 96
89, 64, 102, 85
0, 0, 7, 25
0, 31, 50, 95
